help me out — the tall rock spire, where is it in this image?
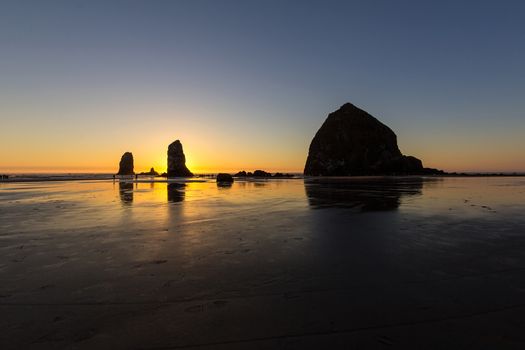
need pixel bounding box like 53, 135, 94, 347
117, 152, 134, 175
167, 140, 193, 177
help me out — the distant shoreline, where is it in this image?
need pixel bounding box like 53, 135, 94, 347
1, 173, 525, 183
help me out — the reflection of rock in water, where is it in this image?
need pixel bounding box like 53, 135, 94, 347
217, 182, 233, 189
119, 182, 134, 204
167, 183, 185, 203
305, 177, 426, 211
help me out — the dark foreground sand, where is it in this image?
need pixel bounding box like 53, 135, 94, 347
1, 177, 525, 349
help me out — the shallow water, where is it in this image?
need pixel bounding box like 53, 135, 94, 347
1, 177, 525, 349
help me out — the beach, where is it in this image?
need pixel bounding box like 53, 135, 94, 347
1, 177, 525, 349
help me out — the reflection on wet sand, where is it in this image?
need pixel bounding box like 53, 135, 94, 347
119, 181, 134, 204
167, 183, 185, 203
216, 182, 233, 189
3, 177, 525, 349
305, 177, 430, 211
118, 181, 187, 204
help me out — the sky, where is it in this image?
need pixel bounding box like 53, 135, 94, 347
0, 0, 524, 173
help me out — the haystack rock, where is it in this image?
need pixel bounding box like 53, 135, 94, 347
167, 140, 193, 177
117, 152, 134, 175
304, 103, 441, 176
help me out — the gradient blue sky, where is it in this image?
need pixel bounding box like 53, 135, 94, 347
1, 0, 524, 173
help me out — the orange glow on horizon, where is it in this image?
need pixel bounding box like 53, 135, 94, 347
1, 109, 524, 174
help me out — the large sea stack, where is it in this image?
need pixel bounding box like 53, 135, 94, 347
304, 103, 440, 176
117, 152, 134, 175
167, 140, 193, 177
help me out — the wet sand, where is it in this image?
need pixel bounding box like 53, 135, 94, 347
1, 177, 525, 349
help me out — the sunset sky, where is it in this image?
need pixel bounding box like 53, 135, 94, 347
1, 0, 524, 173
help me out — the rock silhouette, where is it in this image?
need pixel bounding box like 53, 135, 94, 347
253, 170, 272, 177
140, 167, 159, 176
167, 140, 193, 177
233, 170, 294, 178
117, 152, 134, 175
234, 171, 248, 177
304, 103, 441, 176
216, 173, 234, 183
273, 172, 294, 178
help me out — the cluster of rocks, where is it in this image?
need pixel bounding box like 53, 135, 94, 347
116, 139, 193, 178
115, 102, 443, 180
273, 172, 295, 178
234, 170, 270, 177
139, 167, 159, 176
233, 170, 294, 178
214, 170, 295, 185
304, 103, 444, 176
